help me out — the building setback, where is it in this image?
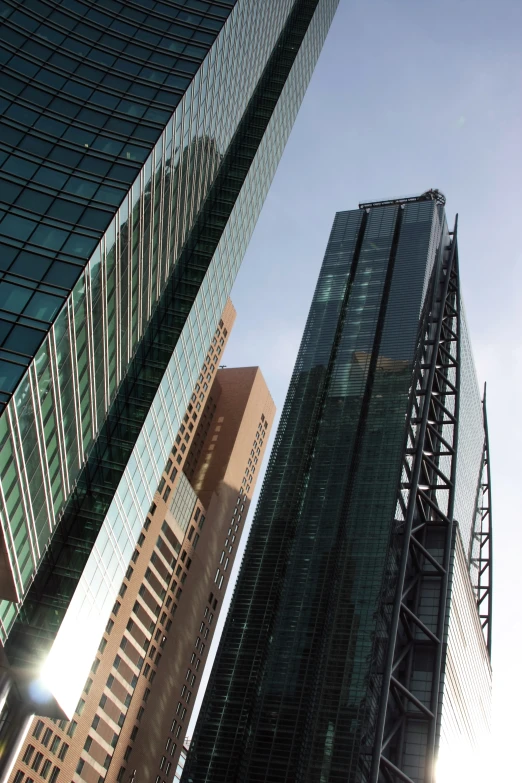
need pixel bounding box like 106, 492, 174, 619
182, 191, 492, 783
8, 299, 275, 783
0, 0, 339, 746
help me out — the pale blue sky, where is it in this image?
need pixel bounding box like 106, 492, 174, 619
192, 1, 522, 773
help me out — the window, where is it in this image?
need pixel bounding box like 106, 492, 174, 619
41, 759, 52, 779
124, 746, 132, 761
23, 746, 35, 764
84, 678, 93, 694
13, 772, 24, 783
143, 663, 151, 678
49, 767, 59, 783
84, 737, 92, 752
50, 736, 60, 754
92, 658, 100, 674
67, 721, 77, 738
131, 549, 139, 563
76, 699, 85, 716
32, 752, 43, 772
58, 743, 68, 761
126, 565, 133, 580
106, 619, 114, 634
33, 721, 44, 740
163, 486, 171, 502
117, 767, 126, 782
138, 533, 145, 547
158, 478, 166, 493
131, 726, 138, 741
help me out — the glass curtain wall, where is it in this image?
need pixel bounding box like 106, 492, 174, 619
0, 0, 340, 717
183, 197, 490, 783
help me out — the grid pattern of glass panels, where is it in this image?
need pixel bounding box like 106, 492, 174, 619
1, 0, 340, 718
183, 198, 487, 782
0, 0, 299, 620
169, 472, 197, 534
0, 0, 237, 402
455, 304, 485, 555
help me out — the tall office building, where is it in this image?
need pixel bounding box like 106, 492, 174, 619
0, 0, 339, 736
8, 299, 275, 783
183, 191, 493, 783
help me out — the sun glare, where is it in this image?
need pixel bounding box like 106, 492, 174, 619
436, 739, 492, 783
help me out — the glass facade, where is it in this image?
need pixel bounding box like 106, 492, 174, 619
169, 472, 197, 535
183, 195, 491, 782
0, 0, 341, 716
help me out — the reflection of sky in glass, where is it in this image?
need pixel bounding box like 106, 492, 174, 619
38, 0, 327, 717
0, 0, 299, 626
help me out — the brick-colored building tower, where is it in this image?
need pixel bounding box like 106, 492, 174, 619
8, 301, 275, 783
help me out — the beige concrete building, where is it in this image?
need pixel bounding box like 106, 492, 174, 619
9, 301, 275, 783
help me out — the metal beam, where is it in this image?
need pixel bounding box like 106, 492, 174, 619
369, 218, 461, 783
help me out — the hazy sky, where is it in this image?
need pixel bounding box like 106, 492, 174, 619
190, 1, 522, 775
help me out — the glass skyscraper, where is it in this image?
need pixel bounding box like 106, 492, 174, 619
183, 191, 492, 783
0, 0, 340, 722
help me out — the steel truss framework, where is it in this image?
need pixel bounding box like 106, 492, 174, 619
470, 386, 493, 657
369, 219, 462, 783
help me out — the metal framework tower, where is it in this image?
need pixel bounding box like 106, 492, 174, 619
368, 218, 492, 782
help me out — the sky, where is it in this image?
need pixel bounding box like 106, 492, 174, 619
190, 0, 522, 776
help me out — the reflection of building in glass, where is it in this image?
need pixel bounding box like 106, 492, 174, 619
183, 191, 492, 783
0, 0, 339, 729
9, 299, 275, 783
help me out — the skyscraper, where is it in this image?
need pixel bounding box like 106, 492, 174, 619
8, 299, 276, 783
0, 0, 339, 734
183, 191, 493, 783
